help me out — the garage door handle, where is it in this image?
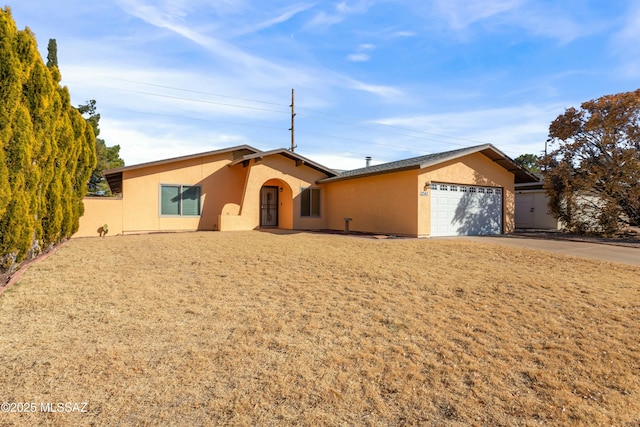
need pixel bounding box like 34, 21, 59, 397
530, 208, 534, 212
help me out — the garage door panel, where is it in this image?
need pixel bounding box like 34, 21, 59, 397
430, 183, 502, 237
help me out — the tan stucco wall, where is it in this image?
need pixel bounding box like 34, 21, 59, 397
78, 151, 331, 236
75, 149, 516, 238
75, 197, 124, 237
325, 169, 419, 236
419, 152, 516, 235
220, 155, 329, 231
324, 152, 515, 237
119, 151, 248, 234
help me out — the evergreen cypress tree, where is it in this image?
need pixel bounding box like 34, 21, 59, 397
46, 38, 57, 68
0, 7, 96, 270
0, 106, 35, 259
0, 8, 18, 219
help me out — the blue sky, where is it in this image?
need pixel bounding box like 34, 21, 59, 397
9, 1, 640, 170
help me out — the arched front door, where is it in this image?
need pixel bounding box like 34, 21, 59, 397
259, 186, 279, 227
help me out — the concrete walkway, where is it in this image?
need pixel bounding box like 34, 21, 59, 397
458, 235, 640, 267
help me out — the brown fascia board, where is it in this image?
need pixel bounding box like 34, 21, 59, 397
103, 144, 261, 176
419, 144, 537, 183
317, 144, 539, 184
316, 164, 420, 184
478, 146, 540, 184
102, 144, 261, 194
318, 144, 490, 184
515, 182, 545, 191
228, 148, 338, 177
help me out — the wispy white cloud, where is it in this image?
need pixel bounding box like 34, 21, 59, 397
344, 78, 403, 98
347, 43, 375, 62
207, 0, 251, 16
304, 0, 376, 29
433, 0, 523, 30
372, 103, 566, 156
102, 118, 253, 165
611, 3, 640, 78
428, 0, 595, 44
392, 30, 416, 38
116, 0, 306, 82
511, 3, 599, 45
347, 53, 371, 62
231, 3, 316, 37
305, 10, 346, 28
116, 0, 404, 101
12, 0, 628, 171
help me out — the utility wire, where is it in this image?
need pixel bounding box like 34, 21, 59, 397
65, 72, 531, 158
97, 107, 289, 132
64, 71, 490, 147
65, 80, 290, 114
65, 70, 287, 107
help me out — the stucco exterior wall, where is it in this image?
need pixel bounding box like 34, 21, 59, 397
220, 155, 330, 231
419, 152, 516, 235
119, 151, 248, 234
324, 152, 515, 237
77, 151, 332, 237
75, 148, 518, 238
325, 169, 419, 236
75, 197, 123, 237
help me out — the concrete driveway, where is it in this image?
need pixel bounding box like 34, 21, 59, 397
458, 235, 640, 267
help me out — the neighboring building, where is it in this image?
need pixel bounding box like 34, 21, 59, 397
515, 182, 561, 230
75, 144, 538, 238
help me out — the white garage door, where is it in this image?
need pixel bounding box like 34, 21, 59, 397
430, 183, 502, 236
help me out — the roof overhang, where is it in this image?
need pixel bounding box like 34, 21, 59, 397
475, 146, 540, 184
515, 181, 545, 191
228, 149, 338, 177
102, 145, 260, 194
318, 144, 539, 184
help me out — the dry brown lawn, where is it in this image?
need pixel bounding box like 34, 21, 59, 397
0, 231, 639, 426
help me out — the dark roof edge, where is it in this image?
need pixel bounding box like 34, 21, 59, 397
229, 148, 338, 177
103, 144, 261, 177
485, 145, 540, 184
317, 144, 539, 184
318, 144, 490, 184
317, 164, 421, 183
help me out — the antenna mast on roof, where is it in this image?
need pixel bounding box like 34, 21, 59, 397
289, 88, 297, 152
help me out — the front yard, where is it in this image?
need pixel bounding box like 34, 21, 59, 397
1, 231, 638, 426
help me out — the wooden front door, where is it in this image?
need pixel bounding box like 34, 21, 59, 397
260, 186, 279, 227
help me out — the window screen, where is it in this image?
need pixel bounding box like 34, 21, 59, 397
182, 186, 201, 216
160, 185, 201, 216
161, 185, 180, 215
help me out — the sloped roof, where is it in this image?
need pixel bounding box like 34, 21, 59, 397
103, 145, 260, 194
318, 144, 539, 184
228, 148, 338, 177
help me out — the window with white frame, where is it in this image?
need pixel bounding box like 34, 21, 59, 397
301, 187, 320, 217
160, 185, 201, 216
